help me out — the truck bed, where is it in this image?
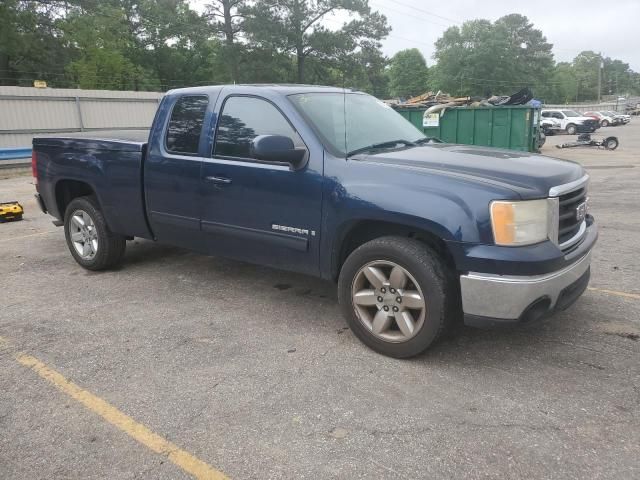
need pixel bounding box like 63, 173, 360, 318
35, 129, 150, 143
33, 131, 153, 239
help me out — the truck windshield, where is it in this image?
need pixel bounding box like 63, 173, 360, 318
289, 92, 426, 157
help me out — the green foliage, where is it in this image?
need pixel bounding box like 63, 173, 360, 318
0, 1, 72, 86
432, 14, 554, 97
388, 49, 428, 98
243, 0, 389, 83
1, 2, 639, 102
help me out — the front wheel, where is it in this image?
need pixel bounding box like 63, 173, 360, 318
566, 124, 577, 135
64, 196, 126, 270
601, 120, 609, 127
338, 237, 457, 358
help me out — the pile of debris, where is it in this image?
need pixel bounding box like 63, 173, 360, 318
389, 88, 534, 114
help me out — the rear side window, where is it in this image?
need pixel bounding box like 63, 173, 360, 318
214, 96, 304, 159
165, 95, 208, 155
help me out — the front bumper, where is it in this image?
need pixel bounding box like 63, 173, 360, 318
460, 250, 592, 328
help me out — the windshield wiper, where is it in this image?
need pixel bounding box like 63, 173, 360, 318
346, 139, 414, 158
413, 137, 443, 145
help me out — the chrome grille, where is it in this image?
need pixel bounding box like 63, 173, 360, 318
549, 175, 589, 252
558, 187, 586, 243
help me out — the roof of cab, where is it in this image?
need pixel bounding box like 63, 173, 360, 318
166, 84, 357, 97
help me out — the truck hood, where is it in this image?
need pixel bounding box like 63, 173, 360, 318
354, 144, 584, 199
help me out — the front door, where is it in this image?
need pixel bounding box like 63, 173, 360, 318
199, 93, 323, 275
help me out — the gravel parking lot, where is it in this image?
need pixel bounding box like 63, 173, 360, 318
1, 123, 639, 479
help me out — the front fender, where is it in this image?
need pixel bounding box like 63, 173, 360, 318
321, 179, 496, 279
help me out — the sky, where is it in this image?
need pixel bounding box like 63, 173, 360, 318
191, 0, 640, 71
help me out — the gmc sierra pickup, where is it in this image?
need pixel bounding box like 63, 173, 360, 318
33, 85, 597, 358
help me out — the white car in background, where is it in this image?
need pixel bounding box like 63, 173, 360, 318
541, 109, 598, 134
603, 110, 630, 124
583, 111, 618, 127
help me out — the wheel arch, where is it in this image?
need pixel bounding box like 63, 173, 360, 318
331, 218, 457, 281
55, 179, 99, 219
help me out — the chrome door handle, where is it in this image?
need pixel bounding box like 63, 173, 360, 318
205, 176, 232, 185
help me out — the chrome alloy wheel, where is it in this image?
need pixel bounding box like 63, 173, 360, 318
69, 209, 98, 260
351, 260, 426, 343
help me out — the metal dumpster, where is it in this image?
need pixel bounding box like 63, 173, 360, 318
396, 106, 541, 153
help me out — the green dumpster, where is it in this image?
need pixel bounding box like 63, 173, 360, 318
396, 106, 541, 153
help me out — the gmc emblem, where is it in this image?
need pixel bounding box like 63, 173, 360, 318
576, 202, 587, 222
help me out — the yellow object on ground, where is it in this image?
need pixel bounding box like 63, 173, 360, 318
0, 201, 23, 221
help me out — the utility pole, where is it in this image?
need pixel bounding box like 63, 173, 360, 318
597, 52, 603, 104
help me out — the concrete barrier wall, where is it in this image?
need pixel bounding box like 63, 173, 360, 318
0, 86, 162, 148
544, 97, 639, 114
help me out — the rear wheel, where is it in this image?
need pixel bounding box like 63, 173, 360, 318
604, 137, 619, 150
338, 236, 456, 358
566, 124, 577, 135
64, 196, 126, 270
601, 119, 609, 127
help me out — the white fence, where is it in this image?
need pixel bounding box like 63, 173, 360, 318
544, 96, 639, 114
0, 86, 162, 148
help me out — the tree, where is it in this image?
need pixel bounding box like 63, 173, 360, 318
244, 0, 389, 83
388, 48, 428, 98
572, 50, 601, 101
602, 57, 638, 96
0, 1, 73, 87
432, 14, 554, 97
205, 0, 247, 82
545, 62, 577, 104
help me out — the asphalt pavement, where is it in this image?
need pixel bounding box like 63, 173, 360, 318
0, 121, 638, 479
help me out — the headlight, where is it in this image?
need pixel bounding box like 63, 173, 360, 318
490, 199, 556, 246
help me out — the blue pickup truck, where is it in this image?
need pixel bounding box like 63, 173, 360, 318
33, 85, 597, 358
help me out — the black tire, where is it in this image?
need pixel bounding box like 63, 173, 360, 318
338, 236, 457, 358
604, 137, 619, 150
64, 196, 126, 270
601, 120, 609, 127
566, 124, 577, 135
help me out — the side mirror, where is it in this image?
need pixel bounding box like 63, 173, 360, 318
251, 135, 306, 168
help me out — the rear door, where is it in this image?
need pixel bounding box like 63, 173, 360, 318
199, 92, 323, 275
145, 94, 210, 250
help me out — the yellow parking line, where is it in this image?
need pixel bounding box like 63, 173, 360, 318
588, 287, 640, 301
0, 337, 228, 480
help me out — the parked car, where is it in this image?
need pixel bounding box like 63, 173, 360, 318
626, 104, 640, 116
583, 111, 618, 127
541, 109, 599, 134
602, 110, 630, 124
540, 117, 562, 135
32, 85, 597, 358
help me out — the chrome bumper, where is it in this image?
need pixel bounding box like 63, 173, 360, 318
460, 251, 591, 320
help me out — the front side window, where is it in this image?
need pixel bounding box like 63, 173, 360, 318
289, 92, 425, 157
165, 95, 209, 154
563, 110, 580, 117
214, 96, 304, 159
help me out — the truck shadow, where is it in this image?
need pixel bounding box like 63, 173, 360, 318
112, 239, 621, 369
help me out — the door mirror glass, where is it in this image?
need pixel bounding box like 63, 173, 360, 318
251, 135, 306, 167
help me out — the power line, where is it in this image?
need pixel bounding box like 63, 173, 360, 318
369, 1, 451, 28
384, 0, 461, 25
323, 16, 434, 48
